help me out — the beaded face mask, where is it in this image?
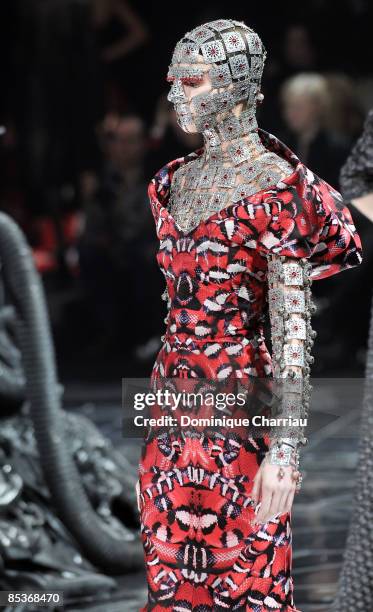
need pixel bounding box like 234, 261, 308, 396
165, 19, 293, 234
166, 19, 267, 134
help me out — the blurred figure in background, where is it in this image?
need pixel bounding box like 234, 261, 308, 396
15, 0, 149, 217
77, 113, 159, 356
260, 24, 318, 133
282, 24, 316, 73
325, 73, 364, 144
90, 0, 149, 113
280, 72, 350, 188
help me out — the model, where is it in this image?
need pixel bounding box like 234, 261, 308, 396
137, 19, 362, 611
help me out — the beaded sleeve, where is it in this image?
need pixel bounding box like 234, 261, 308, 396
266, 255, 316, 466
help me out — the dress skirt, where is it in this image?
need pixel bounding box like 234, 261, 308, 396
138, 427, 299, 611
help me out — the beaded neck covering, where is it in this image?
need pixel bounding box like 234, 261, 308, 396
166, 19, 293, 233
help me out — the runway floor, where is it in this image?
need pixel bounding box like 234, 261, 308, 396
63, 377, 361, 612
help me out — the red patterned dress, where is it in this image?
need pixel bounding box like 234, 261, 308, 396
138, 130, 362, 611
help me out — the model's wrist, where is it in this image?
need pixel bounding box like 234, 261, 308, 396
265, 440, 303, 491
267, 442, 298, 466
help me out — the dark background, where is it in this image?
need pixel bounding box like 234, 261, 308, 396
1, 0, 373, 384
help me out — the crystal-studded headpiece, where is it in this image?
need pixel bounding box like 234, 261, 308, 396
167, 19, 266, 131
167, 19, 267, 129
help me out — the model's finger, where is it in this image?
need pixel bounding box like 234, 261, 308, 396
277, 489, 289, 517
251, 471, 262, 504
256, 487, 272, 523
267, 488, 282, 521
284, 488, 296, 514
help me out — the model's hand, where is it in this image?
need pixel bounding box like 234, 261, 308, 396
251, 461, 296, 525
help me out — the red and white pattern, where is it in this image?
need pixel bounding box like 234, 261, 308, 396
138, 130, 362, 611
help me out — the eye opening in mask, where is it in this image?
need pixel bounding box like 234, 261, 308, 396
166, 71, 208, 85
181, 77, 205, 86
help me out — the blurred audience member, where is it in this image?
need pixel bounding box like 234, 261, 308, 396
260, 24, 318, 133
325, 73, 364, 143
78, 113, 161, 354
283, 25, 317, 73
14, 0, 149, 217
90, 0, 149, 113
280, 72, 350, 188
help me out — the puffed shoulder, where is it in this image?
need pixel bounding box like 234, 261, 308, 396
230, 164, 363, 280
148, 130, 362, 281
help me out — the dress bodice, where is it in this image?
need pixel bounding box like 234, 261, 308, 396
147, 130, 362, 379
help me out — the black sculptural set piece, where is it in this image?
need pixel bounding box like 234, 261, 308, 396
0, 211, 142, 610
